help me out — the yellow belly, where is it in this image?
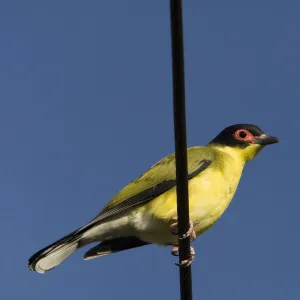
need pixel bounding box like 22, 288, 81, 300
130, 160, 243, 245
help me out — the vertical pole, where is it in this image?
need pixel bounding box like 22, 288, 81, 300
169, 1, 193, 300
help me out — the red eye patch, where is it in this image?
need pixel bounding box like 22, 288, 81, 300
234, 129, 255, 143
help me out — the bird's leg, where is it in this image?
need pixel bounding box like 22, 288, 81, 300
170, 217, 196, 267
170, 217, 196, 241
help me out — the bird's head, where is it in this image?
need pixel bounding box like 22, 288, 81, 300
208, 124, 279, 162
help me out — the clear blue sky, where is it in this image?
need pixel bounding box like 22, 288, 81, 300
1, 1, 299, 299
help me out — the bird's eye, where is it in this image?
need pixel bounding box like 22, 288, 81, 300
238, 131, 247, 138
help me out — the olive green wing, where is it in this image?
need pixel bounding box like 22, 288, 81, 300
86, 146, 214, 226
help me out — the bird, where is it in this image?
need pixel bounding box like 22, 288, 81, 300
28, 124, 279, 273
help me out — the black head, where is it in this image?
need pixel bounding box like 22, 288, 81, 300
209, 124, 279, 147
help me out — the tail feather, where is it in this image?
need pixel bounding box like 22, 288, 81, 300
84, 237, 150, 260
29, 231, 151, 273
28, 229, 83, 274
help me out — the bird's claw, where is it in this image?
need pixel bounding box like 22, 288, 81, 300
171, 246, 179, 256
171, 245, 195, 267
170, 217, 196, 241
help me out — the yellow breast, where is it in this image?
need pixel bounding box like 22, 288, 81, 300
189, 161, 243, 235
131, 148, 245, 245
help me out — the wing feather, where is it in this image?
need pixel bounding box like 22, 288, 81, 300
82, 146, 214, 230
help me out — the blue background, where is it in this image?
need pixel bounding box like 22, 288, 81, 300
1, 1, 299, 299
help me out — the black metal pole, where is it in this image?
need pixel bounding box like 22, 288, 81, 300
169, 1, 193, 300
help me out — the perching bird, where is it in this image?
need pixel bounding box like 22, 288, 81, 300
28, 124, 278, 273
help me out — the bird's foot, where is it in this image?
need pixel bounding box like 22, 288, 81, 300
170, 217, 196, 241
170, 218, 196, 266
171, 245, 195, 267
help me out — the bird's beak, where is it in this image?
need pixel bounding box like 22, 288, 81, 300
254, 134, 279, 146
